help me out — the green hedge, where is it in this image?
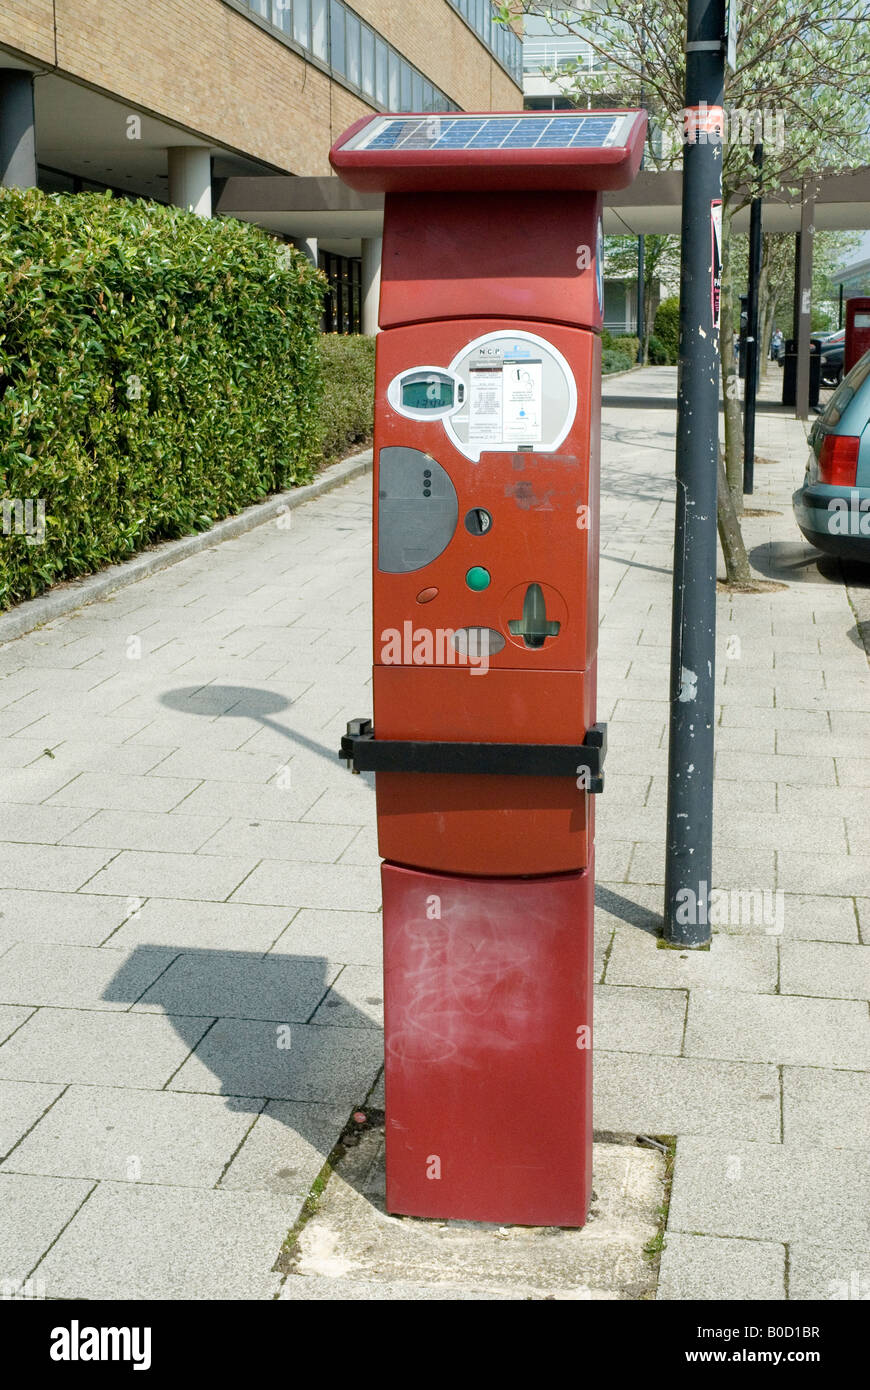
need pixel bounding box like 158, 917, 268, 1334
0, 187, 325, 610
316, 333, 375, 464
602, 348, 634, 374
652, 296, 680, 362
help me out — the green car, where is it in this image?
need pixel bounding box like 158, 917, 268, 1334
793, 349, 870, 562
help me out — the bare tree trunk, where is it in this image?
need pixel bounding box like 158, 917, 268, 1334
717, 448, 753, 585
720, 203, 744, 515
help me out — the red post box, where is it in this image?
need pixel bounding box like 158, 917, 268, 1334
332, 110, 645, 1227
845, 297, 870, 376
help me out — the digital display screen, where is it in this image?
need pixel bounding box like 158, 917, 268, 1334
402, 377, 454, 410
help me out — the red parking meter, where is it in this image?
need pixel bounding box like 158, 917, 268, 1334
332, 110, 645, 1227
845, 297, 870, 375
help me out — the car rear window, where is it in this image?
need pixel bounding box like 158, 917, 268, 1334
820, 351, 870, 427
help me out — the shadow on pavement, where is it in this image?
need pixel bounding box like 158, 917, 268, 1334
102, 945, 383, 1203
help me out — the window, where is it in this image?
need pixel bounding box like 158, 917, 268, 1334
330, 1, 344, 73
345, 11, 360, 87
311, 0, 328, 58
388, 50, 401, 108
400, 60, 412, 109
375, 37, 388, 105
411, 70, 423, 110
271, 0, 291, 36
293, 0, 310, 47
361, 26, 375, 98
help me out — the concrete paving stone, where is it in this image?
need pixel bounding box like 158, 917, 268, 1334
594, 881, 663, 935
4, 1084, 263, 1187
0, 738, 60, 768
715, 750, 837, 786
0, 761, 84, 804
712, 809, 847, 852
712, 725, 778, 753
782, 1066, 870, 1149
0, 1004, 33, 1044
169, 1018, 383, 1104
684, 989, 870, 1068
148, 746, 294, 784
591, 773, 651, 807
0, 842, 114, 892
106, 898, 292, 953
594, 839, 635, 882
0, 1008, 211, 1088
0, 1172, 94, 1288
830, 710, 870, 737
604, 744, 670, 778
778, 851, 870, 899
14, 713, 151, 745
299, 785, 376, 828
0, 942, 174, 1011
34, 740, 177, 775
718, 704, 830, 731
605, 929, 778, 993
594, 984, 686, 1055
47, 771, 202, 814
34, 1183, 291, 1300
859, 899, 870, 943
657, 1234, 786, 1301
311, 965, 383, 1029
595, 805, 665, 844
0, 1078, 63, 1156
176, 778, 324, 823
780, 940, 870, 1001
61, 809, 228, 854
668, 1136, 870, 1248
628, 841, 776, 892
126, 714, 260, 751
200, 817, 357, 865
336, 826, 380, 866
835, 757, 870, 787
776, 729, 863, 759
778, 783, 870, 818
218, 1099, 349, 1195
84, 849, 259, 902
722, 892, 859, 943
787, 1243, 870, 1301
595, 1052, 779, 1140
231, 860, 381, 912
0, 890, 131, 948
268, 909, 382, 966
133, 950, 340, 1022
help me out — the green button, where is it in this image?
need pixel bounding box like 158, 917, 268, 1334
465, 566, 491, 591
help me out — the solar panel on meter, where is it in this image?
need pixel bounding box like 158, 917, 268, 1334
358, 113, 625, 152
330, 109, 647, 192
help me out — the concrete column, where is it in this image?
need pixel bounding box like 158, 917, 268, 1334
167, 146, 212, 217
0, 71, 37, 189
292, 236, 319, 266
361, 236, 383, 336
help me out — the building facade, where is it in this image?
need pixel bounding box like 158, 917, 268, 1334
0, 0, 523, 327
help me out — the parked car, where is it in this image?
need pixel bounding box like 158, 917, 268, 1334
813, 328, 845, 386
793, 348, 870, 561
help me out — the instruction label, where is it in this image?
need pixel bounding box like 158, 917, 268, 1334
468, 363, 503, 443
502, 359, 543, 443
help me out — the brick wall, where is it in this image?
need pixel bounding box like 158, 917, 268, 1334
0, 0, 55, 66
1, 0, 522, 176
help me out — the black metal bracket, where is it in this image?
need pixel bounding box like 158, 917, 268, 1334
339, 718, 606, 792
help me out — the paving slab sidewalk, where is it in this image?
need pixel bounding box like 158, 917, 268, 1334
0, 366, 867, 1301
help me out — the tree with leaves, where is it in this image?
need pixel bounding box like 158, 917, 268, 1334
603, 233, 680, 358
500, 1, 870, 581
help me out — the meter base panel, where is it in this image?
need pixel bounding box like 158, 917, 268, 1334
382, 859, 593, 1228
